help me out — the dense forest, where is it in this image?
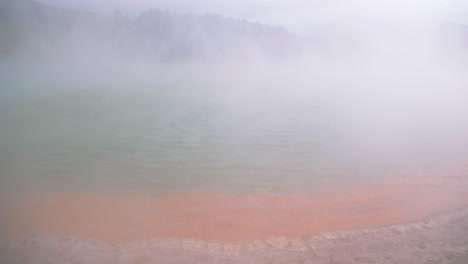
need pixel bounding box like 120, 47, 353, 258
0, 0, 300, 62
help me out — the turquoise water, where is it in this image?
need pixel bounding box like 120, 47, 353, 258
1, 64, 467, 193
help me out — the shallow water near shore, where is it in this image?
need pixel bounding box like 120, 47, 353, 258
3, 206, 468, 264
1, 158, 468, 242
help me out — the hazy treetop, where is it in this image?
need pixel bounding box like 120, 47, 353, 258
35, 0, 468, 34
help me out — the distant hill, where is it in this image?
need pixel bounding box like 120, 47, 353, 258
0, 0, 299, 62
1, 0, 466, 62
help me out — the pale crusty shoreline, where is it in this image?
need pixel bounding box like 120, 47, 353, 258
2, 206, 468, 264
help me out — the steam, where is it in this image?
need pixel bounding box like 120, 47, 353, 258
1, 0, 468, 192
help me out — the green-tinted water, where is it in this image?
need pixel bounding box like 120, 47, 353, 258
1, 64, 467, 193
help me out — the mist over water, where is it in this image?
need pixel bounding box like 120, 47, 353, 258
1, 0, 468, 195
2, 3, 468, 255
1, 56, 468, 194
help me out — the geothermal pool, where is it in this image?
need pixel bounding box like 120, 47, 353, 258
0, 65, 468, 254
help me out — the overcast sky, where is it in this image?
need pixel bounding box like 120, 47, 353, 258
37, 0, 468, 34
